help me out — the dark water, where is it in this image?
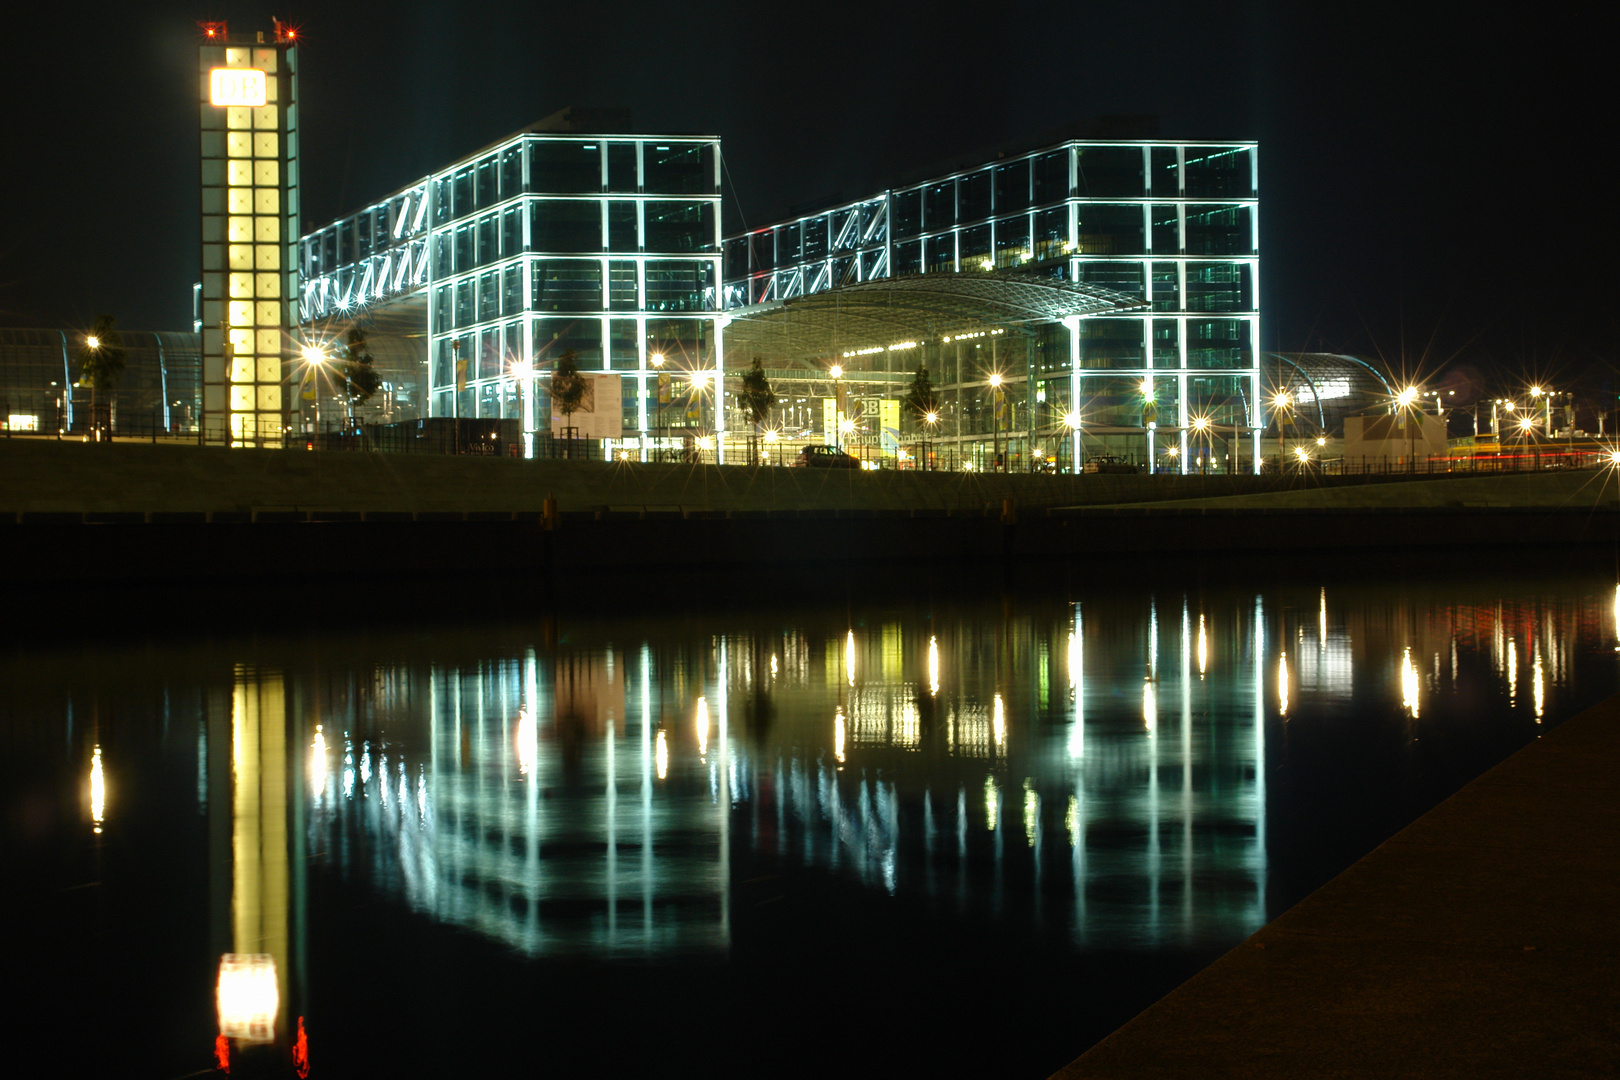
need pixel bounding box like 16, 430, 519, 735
7, 568, 1619, 1079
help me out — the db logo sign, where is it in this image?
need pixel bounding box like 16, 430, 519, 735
210, 68, 267, 107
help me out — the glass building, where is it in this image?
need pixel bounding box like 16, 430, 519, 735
0, 329, 201, 436
299, 127, 723, 453
723, 139, 1260, 473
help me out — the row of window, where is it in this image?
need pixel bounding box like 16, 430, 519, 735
430, 317, 720, 384
431, 260, 717, 329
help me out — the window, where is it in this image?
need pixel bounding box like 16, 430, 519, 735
994, 215, 1031, 267
644, 201, 713, 253
645, 260, 709, 311
892, 240, 921, 276
776, 222, 801, 265
531, 200, 603, 253
1075, 146, 1146, 197
994, 161, 1029, 213
724, 237, 748, 279
959, 225, 991, 268
960, 171, 991, 222
529, 141, 601, 194
609, 319, 639, 370
433, 177, 454, 225
1151, 206, 1180, 254
1034, 207, 1069, 261
452, 168, 472, 218
1152, 320, 1180, 368
1077, 318, 1146, 369
1075, 204, 1145, 255
1151, 262, 1180, 311
455, 278, 474, 327
926, 234, 955, 274
1077, 261, 1145, 299
502, 264, 523, 315
532, 260, 603, 312
892, 190, 922, 238
643, 143, 711, 195
477, 215, 498, 267
1033, 151, 1069, 205
1187, 320, 1253, 369
475, 157, 499, 209
608, 201, 638, 252
1184, 148, 1253, 198
502, 207, 523, 256
606, 143, 638, 192
478, 270, 499, 322
609, 261, 637, 310
1185, 206, 1252, 255
1151, 147, 1180, 197
454, 224, 475, 272
500, 146, 523, 196
536, 318, 603, 369
1186, 263, 1252, 312
802, 216, 827, 262
923, 184, 954, 229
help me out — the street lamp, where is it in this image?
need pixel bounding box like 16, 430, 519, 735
1271, 389, 1292, 470
1191, 415, 1211, 474
829, 364, 844, 450
989, 372, 1004, 473
924, 410, 939, 472
1064, 410, 1081, 475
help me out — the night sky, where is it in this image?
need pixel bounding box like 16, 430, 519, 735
2, 2, 1610, 399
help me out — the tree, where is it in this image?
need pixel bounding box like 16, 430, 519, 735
338, 326, 381, 427
905, 365, 938, 420
75, 314, 125, 440
739, 358, 777, 462
551, 349, 585, 452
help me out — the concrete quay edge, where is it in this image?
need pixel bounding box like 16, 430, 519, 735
1050, 693, 1620, 1080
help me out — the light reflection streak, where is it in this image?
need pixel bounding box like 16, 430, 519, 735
992, 693, 1006, 748
1401, 647, 1420, 717
1067, 609, 1084, 758
984, 775, 998, 830
1278, 651, 1289, 717
89, 744, 104, 833
1508, 639, 1518, 704
1197, 614, 1208, 677
310, 727, 327, 798
1319, 588, 1327, 649
1023, 780, 1038, 848
1143, 678, 1157, 733
834, 705, 846, 764
515, 706, 535, 777
1614, 583, 1620, 647
845, 630, 855, 688
770, 654, 778, 678
1532, 646, 1545, 722
695, 697, 709, 759
655, 729, 669, 780
928, 636, 940, 696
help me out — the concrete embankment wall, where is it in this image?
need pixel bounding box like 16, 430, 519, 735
0, 438, 1502, 515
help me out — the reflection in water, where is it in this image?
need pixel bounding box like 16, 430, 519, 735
89, 744, 104, 834
1401, 647, 1420, 717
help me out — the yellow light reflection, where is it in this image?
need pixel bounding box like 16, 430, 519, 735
1143, 679, 1156, 733
992, 693, 1006, 748
89, 745, 104, 833
1065, 795, 1079, 847
845, 630, 855, 687
928, 635, 940, 696
1401, 647, 1420, 717
1278, 650, 1290, 717
834, 705, 846, 764
655, 729, 669, 780
1066, 629, 1079, 691
984, 775, 998, 830
769, 654, 778, 678
1197, 614, 1208, 677
695, 697, 709, 758
1319, 588, 1327, 647
1023, 780, 1038, 848
1507, 639, 1518, 704
216, 953, 278, 1043
310, 726, 328, 798
1613, 584, 1619, 647
515, 707, 535, 777
1532, 646, 1545, 722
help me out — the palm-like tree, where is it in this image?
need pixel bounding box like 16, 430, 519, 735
75, 315, 126, 440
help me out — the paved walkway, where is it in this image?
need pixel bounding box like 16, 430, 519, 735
1053, 694, 1620, 1079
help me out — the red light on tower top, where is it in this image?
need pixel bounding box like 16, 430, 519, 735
198, 21, 227, 41
273, 18, 302, 44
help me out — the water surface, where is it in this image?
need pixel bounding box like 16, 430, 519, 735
8, 570, 1617, 1078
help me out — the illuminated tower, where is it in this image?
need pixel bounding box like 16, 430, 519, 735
197, 22, 300, 446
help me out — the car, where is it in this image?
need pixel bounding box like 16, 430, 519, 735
795, 445, 862, 469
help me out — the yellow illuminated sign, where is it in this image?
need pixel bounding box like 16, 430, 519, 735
210, 68, 267, 107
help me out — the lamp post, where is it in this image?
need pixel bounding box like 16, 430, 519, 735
988, 375, 999, 472
651, 352, 667, 462
924, 410, 939, 472
300, 343, 328, 435
1271, 390, 1292, 471
1395, 385, 1420, 472
830, 364, 844, 450
1191, 416, 1210, 474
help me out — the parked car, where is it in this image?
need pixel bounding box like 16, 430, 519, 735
796, 446, 861, 469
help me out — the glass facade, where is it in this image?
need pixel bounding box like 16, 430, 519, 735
198, 38, 300, 447
723, 141, 1260, 473
301, 135, 723, 457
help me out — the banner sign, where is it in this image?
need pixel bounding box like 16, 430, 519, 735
551, 373, 624, 438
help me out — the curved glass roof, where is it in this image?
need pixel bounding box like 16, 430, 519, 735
1263, 352, 1395, 434
722, 272, 1147, 365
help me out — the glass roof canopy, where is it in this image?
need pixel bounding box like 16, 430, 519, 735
720, 272, 1147, 366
